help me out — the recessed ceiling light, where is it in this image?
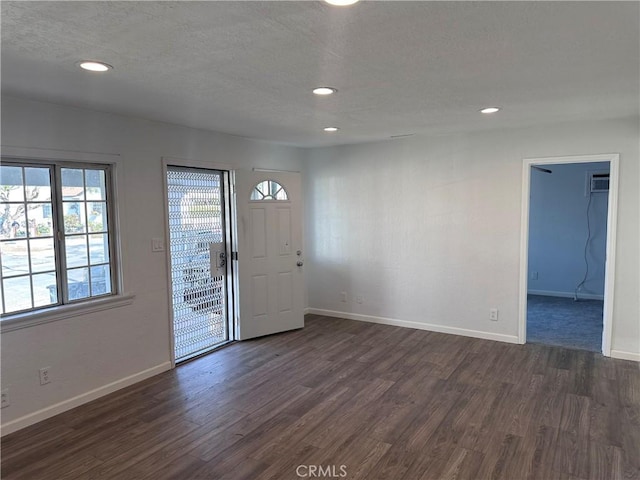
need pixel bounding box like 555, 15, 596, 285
78, 61, 113, 72
324, 0, 359, 5
480, 106, 500, 114
323, 127, 339, 132
313, 87, 337, 96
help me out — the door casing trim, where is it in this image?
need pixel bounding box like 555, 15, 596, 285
161, 157, 236, 368
518, 153, 619, 356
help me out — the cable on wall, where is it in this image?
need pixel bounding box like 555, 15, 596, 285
574, 192, 593, 301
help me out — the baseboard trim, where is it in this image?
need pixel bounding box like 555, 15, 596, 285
1, 362, 172, 436
528, 290, 604, 301
610, 350, 640, 362
306, 308, 520, 345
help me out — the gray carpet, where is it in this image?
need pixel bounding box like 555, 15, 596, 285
527, 294, 603, 352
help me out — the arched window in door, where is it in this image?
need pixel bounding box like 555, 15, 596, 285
250, 180, 288, 201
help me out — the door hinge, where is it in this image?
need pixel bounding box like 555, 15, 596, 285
231, 251, 238, 261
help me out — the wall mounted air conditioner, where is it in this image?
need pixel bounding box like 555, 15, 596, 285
589, 172, 610, 193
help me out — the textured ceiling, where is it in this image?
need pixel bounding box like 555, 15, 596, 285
2, 1, 638, 147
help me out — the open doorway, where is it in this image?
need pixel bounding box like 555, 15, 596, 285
519, 154, 619, 355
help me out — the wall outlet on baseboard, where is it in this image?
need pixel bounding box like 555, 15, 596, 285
1, 389, 9, 408
355, 295, 364, 304
489, 308, 499, 321
340, 291, 347, 302
530, 271, 539, 280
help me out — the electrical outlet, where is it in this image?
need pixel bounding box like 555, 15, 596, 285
340, 291, 347, 302
1, 390, 9, 408
530, 271, 539, 280
39, 367, 51, 385
355, 295, 363, 304
489, 308, 499, 321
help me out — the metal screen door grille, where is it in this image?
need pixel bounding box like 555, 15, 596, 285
167, 168, 228, 362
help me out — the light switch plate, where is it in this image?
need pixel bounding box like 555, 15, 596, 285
151, 238, 165, 252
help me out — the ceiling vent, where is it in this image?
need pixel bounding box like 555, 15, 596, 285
589, 172, 610, 193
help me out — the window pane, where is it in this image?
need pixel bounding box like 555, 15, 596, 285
89, 233, 110, 265
3, 276, 32, 313
0, 166, 24, 202
67, 267, 89, 301
29, 238, 56, 273
32, 272, 57, 307
90, 265, 111, 296
24, 167, 52, 202
61, 168, 85, 200
63, 202, 86, 234
1, 240, 30, 277
0, 205, 27, 239
88, 202, 108, 233
65, 235, 88, 268
42, 204, 53, 219
250, 180, 288, 200
85, 170, 106, 200
41, 282, 56, 308
27, 203, 54, 237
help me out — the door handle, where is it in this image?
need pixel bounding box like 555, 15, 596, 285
217, 251, 227, 269
210, 243, 226, 274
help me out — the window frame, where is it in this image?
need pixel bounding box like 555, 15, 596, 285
1, 157, 119, 317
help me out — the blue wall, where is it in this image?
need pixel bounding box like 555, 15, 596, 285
528, 162, 609, 299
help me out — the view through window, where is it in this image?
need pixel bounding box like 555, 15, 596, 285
0, 161, 115, 315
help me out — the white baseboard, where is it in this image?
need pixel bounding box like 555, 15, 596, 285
610, 350, 640, 362
528, 290, 604, 301
1, 362, 172, 436
306, 308, 520, 345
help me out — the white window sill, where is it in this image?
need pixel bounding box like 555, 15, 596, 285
0, 293, 136, 333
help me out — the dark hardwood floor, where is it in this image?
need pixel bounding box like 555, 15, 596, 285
2, 314, 639, 479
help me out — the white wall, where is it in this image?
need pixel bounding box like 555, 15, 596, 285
528, 162, 610, 299
0, 95, 304, 432
304, 117, 640, 358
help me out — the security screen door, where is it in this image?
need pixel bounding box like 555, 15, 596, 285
166, 167, 232, 362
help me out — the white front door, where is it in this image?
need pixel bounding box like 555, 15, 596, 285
235, 171, 304, 340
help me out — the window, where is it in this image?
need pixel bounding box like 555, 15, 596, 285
0, 160, 116, 315
250, 180, 288, 201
